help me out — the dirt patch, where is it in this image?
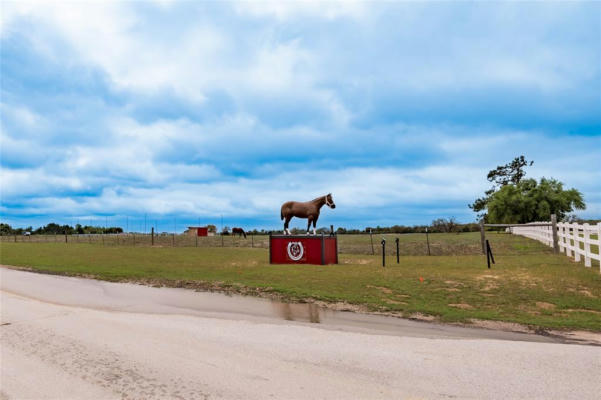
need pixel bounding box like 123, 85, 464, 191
564, 309, 601, 315
383, 299, 406, 305
409, 313, 437, 322
445, 288, 460, 292
481, 282, 498, 291
535, 302, 556, 310
344, 259, 371, 265
449, 303, 474, 310
579, 289, 596, 298
476, 274, 499, 280
468, 319, 532, 334
366, 285, 392, 294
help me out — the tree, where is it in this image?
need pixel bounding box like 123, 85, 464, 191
486, 178, 584, 223
487, 155, 533, 186
470, 156, 533, 217
431, 217, 459, 233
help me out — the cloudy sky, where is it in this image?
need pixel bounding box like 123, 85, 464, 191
1, 1, 600, 232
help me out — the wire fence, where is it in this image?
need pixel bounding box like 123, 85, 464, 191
1, 231, 553, 257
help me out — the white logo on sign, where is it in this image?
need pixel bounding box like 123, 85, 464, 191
287, 242, 304, 261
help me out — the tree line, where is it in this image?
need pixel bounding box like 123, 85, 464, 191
0, 223, 123, 235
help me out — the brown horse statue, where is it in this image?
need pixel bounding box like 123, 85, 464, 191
280, 193, 336, 235
232, 227, 246, 238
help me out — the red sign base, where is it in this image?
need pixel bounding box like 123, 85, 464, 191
269, 234, 338, 265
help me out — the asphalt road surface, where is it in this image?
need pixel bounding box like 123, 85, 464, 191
1, 267, 599, 399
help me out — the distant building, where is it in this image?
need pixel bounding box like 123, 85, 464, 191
184, 226, 213, 237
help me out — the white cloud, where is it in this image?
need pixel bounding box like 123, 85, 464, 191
234, 0, 368, 21
1, 1, 599, 227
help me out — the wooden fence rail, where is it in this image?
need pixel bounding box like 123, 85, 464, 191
510, 222, 601, 272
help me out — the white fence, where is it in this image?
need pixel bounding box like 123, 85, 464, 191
511, 222, 601, 271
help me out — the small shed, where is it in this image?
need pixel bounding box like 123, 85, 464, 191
185, 226, 211, 237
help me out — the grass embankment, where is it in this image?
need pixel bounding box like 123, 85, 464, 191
1, 233, 600, 331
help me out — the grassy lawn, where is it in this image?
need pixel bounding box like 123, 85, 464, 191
3, 231, 567, 256
1, 234, 600, 331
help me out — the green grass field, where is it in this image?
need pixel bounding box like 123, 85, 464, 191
1, 233, 600, 331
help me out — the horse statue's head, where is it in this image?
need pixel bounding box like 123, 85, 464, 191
325, 193, 336, 209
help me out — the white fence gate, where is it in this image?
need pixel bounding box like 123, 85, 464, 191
511, 222, 601, 271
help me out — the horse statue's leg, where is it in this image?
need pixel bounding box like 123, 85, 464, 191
312, 217, 318, 235
306, 218, 312, 235
284, 216, 292, 235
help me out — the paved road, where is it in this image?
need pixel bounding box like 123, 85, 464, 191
1, 268, 600, 399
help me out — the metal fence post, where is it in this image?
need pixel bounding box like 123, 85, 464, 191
426, 227, 431, 256
381, 238, 386, 267
395, 237, 400, 264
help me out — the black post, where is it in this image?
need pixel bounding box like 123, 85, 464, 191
251, 234, 254, 248
151, 227, 154, 246
330, 225, 334, 236
486, 239, 495, 269
395, 237, 400, 264
381, 238, 386, 267
370, 229, 374, 255
425, 227, 431, 256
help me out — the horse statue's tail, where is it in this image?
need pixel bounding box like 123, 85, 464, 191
242, 229, 247, 239
281, 210, 284, 220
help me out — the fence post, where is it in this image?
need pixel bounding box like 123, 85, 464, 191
395, 237, 400, 264
65, 232, 68, 243
425, 227, 431, 256
381, 238, 386, 267
583, 223, 591, 267
551, 214, 559, 254
574, 225, 581, 262
251, 234, 254, 248
479, 219, 486, 254
598, 223, 601, 273
151, 227, 154, 246
369, 229, 374, 255
565, 225, 572, 257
